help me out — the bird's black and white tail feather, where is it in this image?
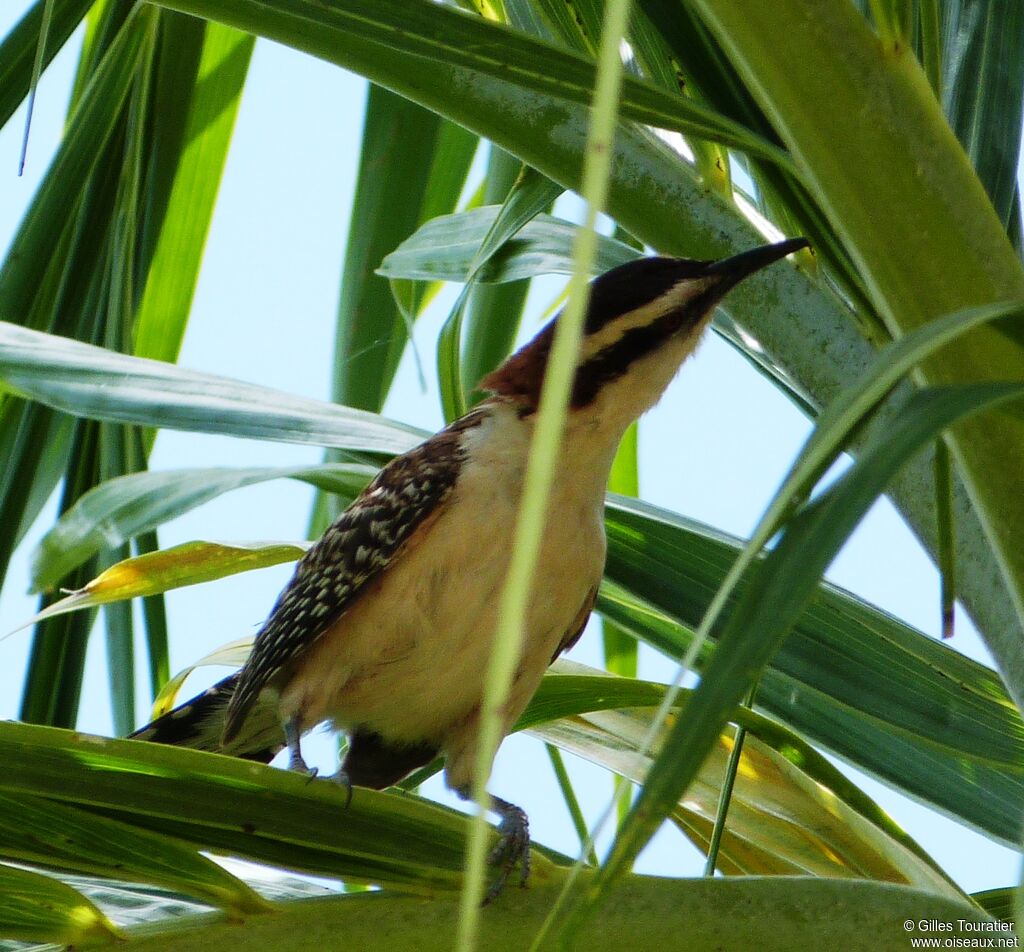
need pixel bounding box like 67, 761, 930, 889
129, 672, 282, 764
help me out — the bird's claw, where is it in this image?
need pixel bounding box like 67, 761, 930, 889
331, 768, 353, 808
483, 798, 530, 906
285, 740, 351, 805
288, 750, 318, 778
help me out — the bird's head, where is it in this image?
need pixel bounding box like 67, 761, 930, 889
480, 237, 809, 428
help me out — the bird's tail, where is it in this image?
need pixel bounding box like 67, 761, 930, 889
129, 673, 282, 764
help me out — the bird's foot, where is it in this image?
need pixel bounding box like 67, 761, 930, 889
330, 768, 353, 808
483, 795, 530, 906
453, 787, 531, 904
289, 753, 318, 780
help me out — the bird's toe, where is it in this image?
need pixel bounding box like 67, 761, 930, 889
331, 768, 354, 808
483, 796, 530, 905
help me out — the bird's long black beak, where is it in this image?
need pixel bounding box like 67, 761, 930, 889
705, 237, 810, 292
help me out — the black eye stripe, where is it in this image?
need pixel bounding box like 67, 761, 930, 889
572, 293, 712, 406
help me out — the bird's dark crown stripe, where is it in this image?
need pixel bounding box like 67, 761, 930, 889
584, 256, 710, 334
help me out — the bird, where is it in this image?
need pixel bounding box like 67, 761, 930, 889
130, 236, 808, 899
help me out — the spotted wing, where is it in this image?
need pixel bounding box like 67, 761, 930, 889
222, 415, 481, 744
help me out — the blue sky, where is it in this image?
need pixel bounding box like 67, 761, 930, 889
0, 7, 1020, 895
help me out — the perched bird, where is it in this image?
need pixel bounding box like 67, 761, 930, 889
131, 237, 808, 897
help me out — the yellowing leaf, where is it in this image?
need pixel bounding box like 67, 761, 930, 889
7, 541, 308, 636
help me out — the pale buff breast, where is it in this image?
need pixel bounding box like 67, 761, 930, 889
277, 404, 608, 781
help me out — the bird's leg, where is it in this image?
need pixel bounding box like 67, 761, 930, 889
283, 717, 318, 778
283, 718, 352, 804
456, 787, 531, 904
281, 718, 355, 806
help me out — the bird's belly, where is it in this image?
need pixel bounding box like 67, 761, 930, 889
280, 477, 605, 748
